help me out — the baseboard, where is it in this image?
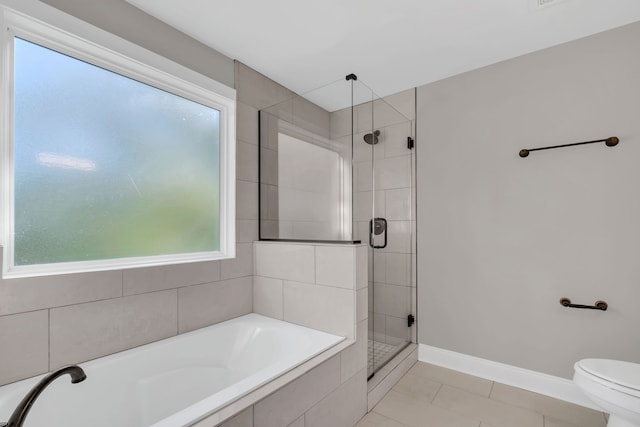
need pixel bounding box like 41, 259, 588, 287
418, 344, 599, 410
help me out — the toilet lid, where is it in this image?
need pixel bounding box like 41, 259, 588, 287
577, 359, 640, 392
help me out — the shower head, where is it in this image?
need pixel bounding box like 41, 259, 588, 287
363, 130, 380, 145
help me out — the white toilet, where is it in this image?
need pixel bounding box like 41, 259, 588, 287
574, 359, 640, 427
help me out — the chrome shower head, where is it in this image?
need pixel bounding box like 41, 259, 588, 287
363, 130, 380, 145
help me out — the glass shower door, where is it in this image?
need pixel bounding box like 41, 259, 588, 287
353, 83, 414, 378
256, 75, 414, 379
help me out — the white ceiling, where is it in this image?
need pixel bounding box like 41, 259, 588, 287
126, 0, 640, 111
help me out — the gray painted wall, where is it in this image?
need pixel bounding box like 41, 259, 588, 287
417, 21, 640, 378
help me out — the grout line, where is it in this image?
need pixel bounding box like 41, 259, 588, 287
281, 278, 285, 320
489, 380, 495, 399
176, 287, 180, 335
47, 308, 51, 371
0, 306, 52, 317
431, 382, 444, 404
313, 245, 317, 285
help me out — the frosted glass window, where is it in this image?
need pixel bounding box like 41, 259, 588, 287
1, 8, 235, 279
12, 38, 221, 266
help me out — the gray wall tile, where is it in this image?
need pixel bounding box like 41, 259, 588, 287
50, 290, 178, 369
330, 107, 351, 139
304, 368, 367, 427
254, 355, 340, 427
315, 246, 355, 289
374, 155, 411, 190
237, 220, 258, 243
0, 310, 49, 386
217, 406, 253, 427
356, 288, 368, 323
381, 88, 416, 121
374, 283, 410, 318
178, 277, 252, 333
283, 281, 354, 338
291, 95, 331, 139
237, 63, 293, 110
287, 416, 304, 427
236, 102, 259, 145
237, 140, 259, 182
237, 180, 259, 220
385, 188, 412, 221
254, 243, 314, 283
253, 276, 283, 320
340, 320, 368, 383
0, 270, 122, 316
221, 243, 253, 280
356, 245, 368, 290
123, 261, 220, 296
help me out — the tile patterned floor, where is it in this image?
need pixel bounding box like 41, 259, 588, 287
368, 340, 402, 374
357, 361, 608, 427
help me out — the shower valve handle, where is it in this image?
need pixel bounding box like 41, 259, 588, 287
369, 218, 387, 249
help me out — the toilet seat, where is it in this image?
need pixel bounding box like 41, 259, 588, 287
576, 359, 640, 398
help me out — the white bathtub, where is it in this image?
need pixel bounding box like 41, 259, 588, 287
0, 314, 344, 427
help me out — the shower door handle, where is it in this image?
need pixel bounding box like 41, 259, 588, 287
369, 218, 387, 249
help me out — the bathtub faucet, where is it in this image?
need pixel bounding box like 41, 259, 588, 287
0, 365, 86, 427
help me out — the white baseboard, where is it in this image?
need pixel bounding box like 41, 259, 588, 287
419, 344, 599, 410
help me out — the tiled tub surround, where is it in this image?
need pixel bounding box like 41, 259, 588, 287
0, 247, 253, 387
0, 314, 344, 427
0, 241, 369, 427
246, 241, 369, 426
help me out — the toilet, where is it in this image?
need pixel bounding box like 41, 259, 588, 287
573, 359, 640, 427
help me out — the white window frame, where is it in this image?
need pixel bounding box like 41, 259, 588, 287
0, 3, 236, 278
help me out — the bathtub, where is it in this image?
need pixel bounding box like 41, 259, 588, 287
0, 313, 345, 427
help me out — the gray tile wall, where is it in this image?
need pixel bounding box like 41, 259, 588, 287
0, 246, 253, 385
253, 242, 367, 340
215, 241, 368, 427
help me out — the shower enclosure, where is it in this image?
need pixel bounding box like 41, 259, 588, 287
258, 75, 415, 378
